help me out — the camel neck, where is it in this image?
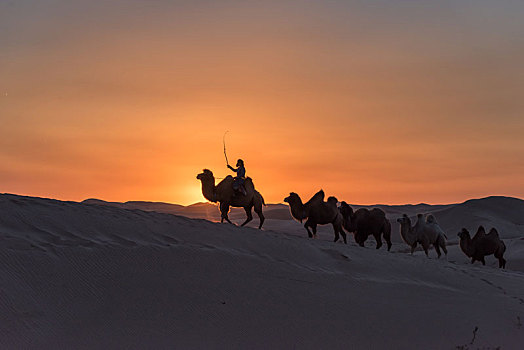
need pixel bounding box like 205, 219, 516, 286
200, 178, 217, 203
399, 223, 416, 245
289, 199, 305, 221
459, 235, 473, 256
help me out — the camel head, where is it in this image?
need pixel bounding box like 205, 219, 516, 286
327, 196, 338, 205
397, 214, 411, 226
339, 201, 353, 217
284, 192, 301, 204
284, 192, 306, 222
457, 228, 470, 239
339, 201, 354, 231
196, 169, 215, 182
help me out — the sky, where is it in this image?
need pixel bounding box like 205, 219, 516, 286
1, 0, 524, 205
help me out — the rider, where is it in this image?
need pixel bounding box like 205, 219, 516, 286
227, 159, 247, 196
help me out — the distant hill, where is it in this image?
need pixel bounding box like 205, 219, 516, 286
82, 196, 524, 240
82, 198, 293, 221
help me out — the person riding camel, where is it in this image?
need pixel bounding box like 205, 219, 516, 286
227, 159, 247, 196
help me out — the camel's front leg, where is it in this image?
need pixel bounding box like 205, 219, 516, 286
333, 224, 340, 242
410, 242, 417, 255
220, 202, 233, 225
422, 243, 429, 257
304, 220, 313, 238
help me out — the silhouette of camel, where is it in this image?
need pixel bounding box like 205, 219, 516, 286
397, 214, 447, 258
339, 202, 392, 250
197, 169, 265, 229
284, 190, 346, 243
458, 226, 506, 268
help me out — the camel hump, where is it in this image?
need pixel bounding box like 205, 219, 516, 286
305, 190, 325, 207
370, 208, 386, 218
426, 214, 436, 224
487, 228, 500, 239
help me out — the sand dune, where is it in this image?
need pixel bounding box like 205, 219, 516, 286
2, 193, 524, 349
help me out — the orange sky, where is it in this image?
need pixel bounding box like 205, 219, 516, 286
1, 1, 524, 205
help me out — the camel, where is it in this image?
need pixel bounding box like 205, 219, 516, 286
457, 226, 506, 268
284, 190, 346, 243
397, 214, 447, 257
339, 202, 392, 250
196, 169, 265, 229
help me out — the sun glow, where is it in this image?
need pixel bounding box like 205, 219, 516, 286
179, 182, 207, 206
2, 1, 524, 205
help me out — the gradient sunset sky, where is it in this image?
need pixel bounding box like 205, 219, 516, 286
2, 0, 523, 205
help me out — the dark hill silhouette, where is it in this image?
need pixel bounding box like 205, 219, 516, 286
82, 196, 524, 241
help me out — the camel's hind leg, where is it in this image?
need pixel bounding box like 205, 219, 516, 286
220, 202, 233, 225
494, 245, 506, 269
434, 242, 441, 258
253, 196, 265, 229
495, 249, 506, 269
383, 220, 392, 251
499, 257, 507, 269
241, 206, 253, 227
439, 236, 447, 257
373, 232, 383, 250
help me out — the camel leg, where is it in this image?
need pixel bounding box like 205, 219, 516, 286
480, 256, 486, 265
422, 243, 429, 257
339, 225, 347, 244
333, 223, 340, 243
241, 206, 253, 227
440, 237, 448, 256
410, 243, 417, 255
356, 232, 365, 247
220, 202, 233, 225
383, 221, 392, 251
304, 220, 313, 238
434, 243, 441, 259
374, 233, 382, 250
254, 200, 265, 229
495, 250, 506, 269
311, 223, 318, 239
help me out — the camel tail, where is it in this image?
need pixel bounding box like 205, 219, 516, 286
257, 191, 266, 206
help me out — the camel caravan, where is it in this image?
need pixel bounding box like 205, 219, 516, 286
196, 159, 507, 269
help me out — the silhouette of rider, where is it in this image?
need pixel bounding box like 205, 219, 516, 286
227, 159, 247, 196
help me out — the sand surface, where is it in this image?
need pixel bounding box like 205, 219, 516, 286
2, 194, 524, 349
